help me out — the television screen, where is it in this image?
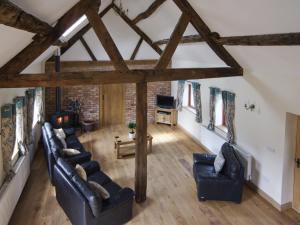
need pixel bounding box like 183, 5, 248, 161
156, 95, 174, 109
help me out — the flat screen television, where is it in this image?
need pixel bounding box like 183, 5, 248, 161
156, 95, 174, 109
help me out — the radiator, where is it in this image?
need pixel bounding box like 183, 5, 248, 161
232, 145, 252, 181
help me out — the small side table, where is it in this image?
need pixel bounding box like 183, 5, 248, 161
114, 134, 153, 159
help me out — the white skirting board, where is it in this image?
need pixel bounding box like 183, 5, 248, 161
0, 154, 31, 225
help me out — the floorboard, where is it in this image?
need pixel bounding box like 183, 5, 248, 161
8, 124, 300, 225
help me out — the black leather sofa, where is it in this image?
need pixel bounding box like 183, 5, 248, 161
53, 158, 134, 225
193, 143, 244, 203
42, 122, 92, 183
42, 122, 134, 225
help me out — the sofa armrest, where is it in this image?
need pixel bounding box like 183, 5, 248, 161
193, 153, 216, 165
102, 188, 134, 212
63, 127, 76, 136
81, 161, 101, 176
66, 151, 92, 165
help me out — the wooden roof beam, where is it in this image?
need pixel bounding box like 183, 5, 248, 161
155, 13, 190, 69
0, 0, 53, 35
0, 67, 242, 88
0, 0, 101, 75
59, 3, 113, 56
85, 4, 129, 71
112, 4, 163, 55
130, 38, 143, 60
79, 37, 97, 61
154, 33, 300, 46
132, 0, 166, 24
172, 0, 241, 69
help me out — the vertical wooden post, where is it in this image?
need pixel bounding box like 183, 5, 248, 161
135, 81, 148, 203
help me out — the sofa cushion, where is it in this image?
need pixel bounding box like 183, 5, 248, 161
72, 174, 102, 217
89, 181, 110, 200
57, 158, 76, 178
221, 143, 242, 180
214, 151, 225, 174
88, 171, 111, 186
75, 164, 87, 181
81, 161, 100, 175
63, 148, 81, 156
66, 135, 85, 151
63, 127, 76, 136
102, 181, 122, 197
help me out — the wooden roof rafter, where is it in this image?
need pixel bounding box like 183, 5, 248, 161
58, 3, 114, 57
154, 32, 300, 46
0, 0, 101, 75
85, 3, 129, 71
0, 0, 53, 36
132, 0, 167, 24
171, 0, 242, 70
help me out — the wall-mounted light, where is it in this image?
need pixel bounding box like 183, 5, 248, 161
244, 103, 255, 111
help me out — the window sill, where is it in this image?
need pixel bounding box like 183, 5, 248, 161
183, 106, 196, 115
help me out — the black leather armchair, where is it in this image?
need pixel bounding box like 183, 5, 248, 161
193, 143, 244, 203
53, 158, 134, 225
42, 122, 92, 183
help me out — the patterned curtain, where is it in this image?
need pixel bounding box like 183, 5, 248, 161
207, 87, 221, 130
33, 87, 44, 125
176, 80, 185, 111
26, 89, 35, 146
222, 91, 236, 143
13, 97, 27, 156
1, 104, 16, 181
192, 82, 202, 123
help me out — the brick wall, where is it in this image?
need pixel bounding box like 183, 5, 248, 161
45, 82, 171, 125
124, 82, 171, 123
45, 86, 100, 123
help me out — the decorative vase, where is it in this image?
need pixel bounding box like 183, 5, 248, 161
128, 132, 135, 139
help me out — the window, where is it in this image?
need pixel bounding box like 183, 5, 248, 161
215, 92, 228, 133
188, 84, 195, 109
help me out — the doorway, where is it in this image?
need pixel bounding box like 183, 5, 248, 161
293, 116, 300, 212
100, 84, 125, 127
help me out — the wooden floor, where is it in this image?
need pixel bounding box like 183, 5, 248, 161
9, 124, 300, 225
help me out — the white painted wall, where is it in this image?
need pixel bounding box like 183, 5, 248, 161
171, 44, 300, 206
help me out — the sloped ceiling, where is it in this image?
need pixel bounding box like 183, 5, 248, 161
0, 0, 300, 71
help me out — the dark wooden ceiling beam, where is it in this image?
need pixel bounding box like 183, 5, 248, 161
155, 13, 190, 69
112, 4, 163, 56
0, 67, 242, 88
45, 60, 159, 73
0, 0, 53, 35
132, 0, 166, 24
0, 0, 100, 75
172, 0, 241, 69
79, 37, 97, 61
60, 3, 113, 56
85, 5, 129, 71
130, 38, 143, 60
155, 32, 300, 46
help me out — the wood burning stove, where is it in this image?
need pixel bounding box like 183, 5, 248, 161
50, 112, 75, 128
50, 49, 78, 129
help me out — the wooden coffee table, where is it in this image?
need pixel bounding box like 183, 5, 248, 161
114, 134, 153, 159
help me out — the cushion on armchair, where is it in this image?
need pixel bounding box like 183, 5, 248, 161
214, 151, 225, 174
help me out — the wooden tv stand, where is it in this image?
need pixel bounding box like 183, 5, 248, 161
155, 107, 177, 126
